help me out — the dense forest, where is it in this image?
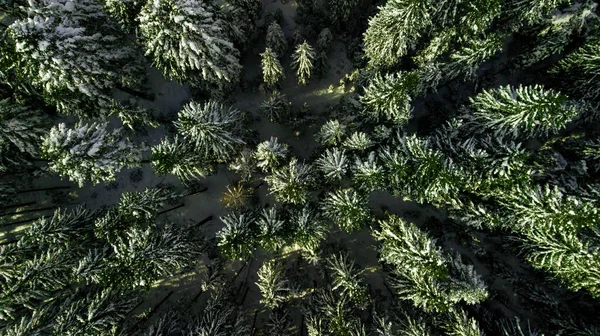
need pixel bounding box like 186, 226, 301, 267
1, 0, 600, 335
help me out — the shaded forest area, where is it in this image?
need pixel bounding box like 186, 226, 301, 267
2, 0, 600, 335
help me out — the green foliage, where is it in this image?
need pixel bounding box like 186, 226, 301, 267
322, 188, 370, 232
41, 122, 142, 187
360, 72, 418, 124
317, 28, 333, 52
217, 211, 256, 260
174, 100, 245, 161
373, 215, 488, 312
228, 149, 258, 182
507, 0, 571, 26
327, 253, 368, 306
103, 0, 143, 31
316, 119, 347, 146
329, 0, 360, 26
290, 206, 329, 264
0, 99, 46, 171
260, 91, 290, 122
343, 132, 373, 152
255, 136, 289, 172
265, 157, 313, 204
266, 22, 287, 57
552, 35, 600, 100
316, 148, 349, 181
352, 152, 385, 192
151, 136, 213, 182
139, 0, 242, 85
463, 85, 580, 138
257, 259, 291, 309
256, 207, 286, 251
443, 309, 485, 336
261, 47, 285, 88
292, 41, 316, 85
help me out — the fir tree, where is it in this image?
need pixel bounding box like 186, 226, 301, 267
316, 147, 349, 182
463, 84, 580, 138
217, 211, 256, 260
138, 0, 242, 86
291, 41, 316, 85
316, 119, 347, 146
552, 35, 600, 100
220, 183, 252, 211
102, 0, 143, 31
260, 91, 290, 122
291, 206, 328, 264
174, 100, 245, 161
254, 137, 289, 172
228, 149, 257, 182
151, 136, 213, 183
7, 0, 145, 121
443, 309, 485, 336
261, 47, 285, 88
0, 99, 46, 171
257, 207, 286, 251
265, 157, 313, 204
343, 132, 373, 152
360, 72, 418, 125
327, 253, 368, 306
352, 152, 385, 192
257, 259, 291, 309
266, 22, 287, 57
329, 0, 359, 26
41, 122, 142, 187
322, 188, 369, 232
317, 28, 333, 52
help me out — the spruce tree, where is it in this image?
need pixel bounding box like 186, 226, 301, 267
343, 132, 373, 152
261, 47, 285, 88
103, 0, 143, 32
257, 259, 291, 309
7, 0, 145, 121
329, 0, 359, 26
322, 188, 369, 232
552, 35, 600, 100
260, 91, 290, 122
254, 137, 289, 172
265, 157, 313, 204
290, 206, 328, 264
463, 84, 580, 138
151, 136, 213, 182
41, 122, 142, 187
360, 72, 418, 125
316, 119, 347, 146
217, 211, 256, 260
266, 22, 287, 57
138, 0, 242, 86
0, 99, 46, 171
291, 41, 316, 85
327, 253, 368, 306
316, 148, 349, 182
257, 207, 286, 251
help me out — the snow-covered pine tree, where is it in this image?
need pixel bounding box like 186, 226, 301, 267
322, 188, 369, 232
151, 136, 213, 183
266, 22, 287, 57
329, 0, 359, 26
463, 84, 580, 138
343, 132, 373, 152
291, 41, 316, 85
217, 211, 256, 260
254, 137, 289, 172
316, 147, 349, 182
228, 149, 257, 182
257, 259, 291, 309
220, 183, 252, 210
290, 206, 328, 264
352, 152, 385, 193
138, 0, 242, 86
265, 157, 313, 204
0, 98, 47, 171
256, 207, 286, 251
552, 34, 600, 100
327, 253, 368, 305
260, 47, 285, 88
7, 0, 145, 121
260, 91, 290, 122
373, 214, 488, 313
360, 72, 418, 125
102, 0, 143, 32
174, 100, 245, 162
316, 119, 347, 146
506, 0, 571, 26
41, 122, 142, 187
317, 28, 333, 52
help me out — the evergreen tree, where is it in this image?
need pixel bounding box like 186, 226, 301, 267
228, 149, 257, 182
291, 206, 328, 264
151, 136, 213, 183
138, 0, 242, 86
41, 122, 142, 187
260, 91, 290, 122
266, 22, 287, 57
254, 137, 289, 172
261, 47, 285, 88
343, 132, 373, 152
102, 0, 143, 31
220, 183, 252, 211
7, 0, 145, 121
360, 72, 418, 125
257, 207, 286, 251
329, 0, 359, 26
316, 147, 349, 182
217, 211, 256, 260
352, 152, 385, 193
316, 119, 347, 146
373, 215, 488, 313
327, 253, 368, 306
463, 85, 580, 138
265, 157, 313, 204
174, 100, 245, 161
443, 309, 485, 336
552, 35, 600, 100
257, 259, 291, 309
322, 188, 369, 232
291, 41, 316, 85
317, 28, 333, 52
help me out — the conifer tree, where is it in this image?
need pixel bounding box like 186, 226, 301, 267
327, 253, 368, 306
322, 188, 369, 232
0, 99, 46, 171
291, 41, 316, 85
257, 207, 286, 251
317, 28, 333, 52
261, 47, 285, 88
266, 22, 287, 57
290, 206, 328, 264
151, 136, 213, 183
352, 152, 385, 193
41, 122, 142, 187
228, 149, 257, 182
360, 72, 418, 124
329, 0, 359, 26
254, 137, 289, 172
174, 100, 245, 161
552, 35, 600, 100
103, 0, 143, 31
343, 132, 373, 152
7, 0, 145, 121
463, 85, 580, 138
316, 148, 349, 182
316, 120, 347, 146
138, 0, 242, 86
217, 211, 256, 260
257, 259, 291, 309
260, 91, 290, 122
265, 158, 313, 204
